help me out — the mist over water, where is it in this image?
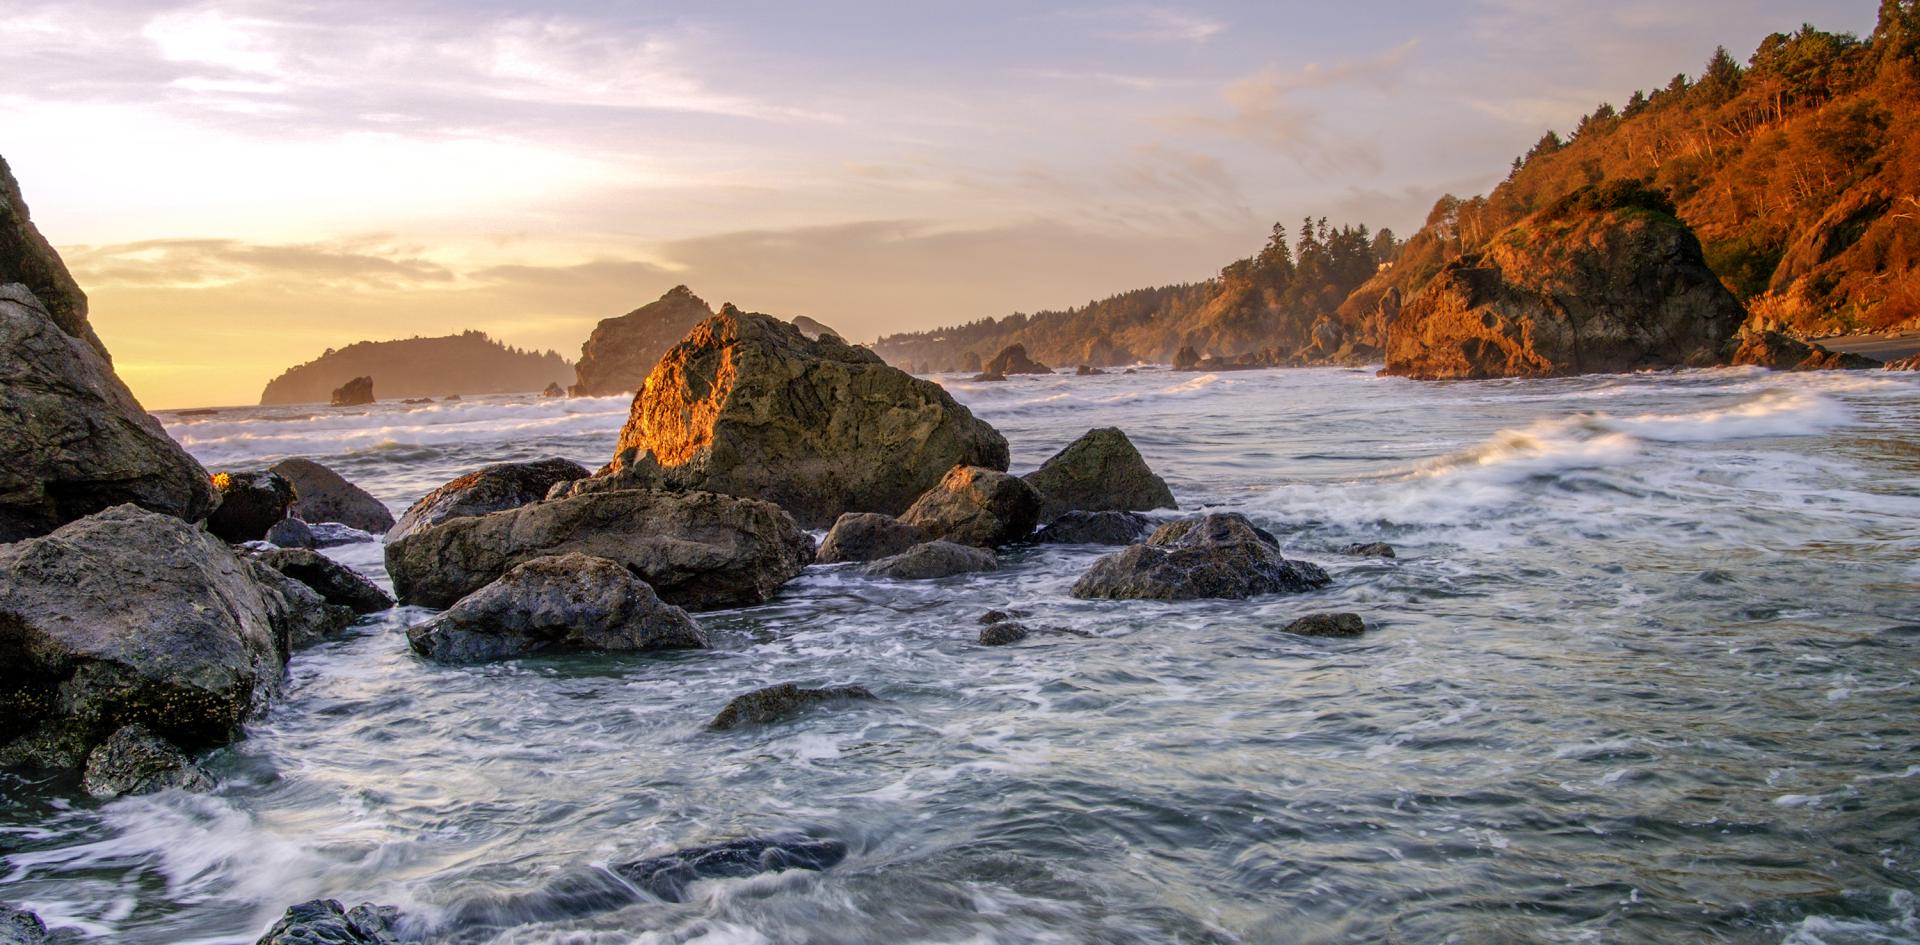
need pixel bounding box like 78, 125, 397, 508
6, 366, 1920, 944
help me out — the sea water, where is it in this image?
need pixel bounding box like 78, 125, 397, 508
3, 365, 1918, 944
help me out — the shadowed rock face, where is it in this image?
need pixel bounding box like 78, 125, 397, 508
1731, 330, 1881, 370
1382, 200, 1745, 379
1071, 512, 1330, 601
387, 458, 589, 541
984, 344, 1052, 375
598, 306, 1008, 527
570, 286, 716, 397
207, 471, 295, 543
385, 488, 813, 611
1022, 427, 1175, 521
250, 548, 393, 614
268, 458, 395, 533
860, 540, 998, 580
899, 466, 1041, 548
81, 723, 212, 798
406, 553, 705, 663
255, 900, 401, 945
0, 285, 215, 542
1034, 510, 1152, 545
816, 512, 925, 563
330, 376, 374, 406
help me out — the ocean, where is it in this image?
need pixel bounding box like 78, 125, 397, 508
4, 364, 1919, 944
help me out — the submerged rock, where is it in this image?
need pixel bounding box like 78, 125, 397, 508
0, 506, 317, 770
708, 683, 878, 730
1339, 542, 1397, 559
406, 553, 705, 663
816, 512, 926, 564
0, 285, 216, 542
1034, 510, 1152, 545
569, 285, 716, 397
984, 344, 1052, 376
978, 621, 1031, 646
268, 458, 395, 534
255, 899, 401, 945
1282, 612, 1366, 637
386, 457, 589, 541
207, 470, 296, 543
541, 381, 565, 397
1071, 512, 1330, 601
81, 723, 213, 798
251, 548, 393, 614
899, 466, 1041, 548
386, 488, 812, 610
1022, 428, 1176, 521
610, 835, 850, 903
862, 541, 998, 580
330, 376, 374, 406
592, 305, 1008, 527
1731, 330, 1881, 370
1, 904, 47, 945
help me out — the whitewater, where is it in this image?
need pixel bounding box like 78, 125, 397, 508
4, 364, 1919, 944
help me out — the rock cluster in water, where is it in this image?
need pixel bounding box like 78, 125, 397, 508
407, 553, 707, 662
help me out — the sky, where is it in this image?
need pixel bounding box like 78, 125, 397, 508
1, 0, 1878, 407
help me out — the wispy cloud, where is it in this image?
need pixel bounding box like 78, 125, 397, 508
1178, 40, 1419, 174
66, 238, 455, 290
1097, 6, 1226, 44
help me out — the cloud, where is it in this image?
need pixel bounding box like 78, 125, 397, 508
64, 238, 455, 290
1179, 40, 1418, 174
1093, 6, 1226, 43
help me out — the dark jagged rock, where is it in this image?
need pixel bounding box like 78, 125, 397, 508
307, 523, 375, 548
790, 315, 843, 341
541, 381, 565, 397
978, 622, 1031, 646
611, 835, 850, 903
978, 609, 1030, 625
0, 285, 216, 542
899, 466, 1041, 548
1074, 364, 1106, 376
590, 306, 1008, 527
568, 286, 716, 397
1173, 346, 1201, 370
1071, 512, 1331, 601
0, 506, 326, 771
255, 899, 401, 945
269, 458, 395, 534
248, 563, 354, 651
1340, 542, 1397, 558
208, 471, 296, 543
861, 541, 998, 580
708, 684, 878, 731
1022, 428, 1176, 521
1885, 353, 1920, 371
81, 723, 212, 798
816, 512, 926, 564
386, 457, 589, 541
329, 376, 374, 406
386, 489, 812, 611
1731, 330, 1881, 370
984, 344, 1052, 376
2, 154, 99, 358
406, 553, 704, 663
251, 548, 393, 614
266, 517, 315, 549
1034, 510, 1152, 545
1283, 612, 1366, 638
969, 371, 1007, 382
1382, 185, 1745, 379
1, 904, 47, 945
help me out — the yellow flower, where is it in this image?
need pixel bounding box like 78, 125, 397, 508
211, 472, 232, 491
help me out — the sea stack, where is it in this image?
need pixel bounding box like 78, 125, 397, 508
568, 285, 715, 397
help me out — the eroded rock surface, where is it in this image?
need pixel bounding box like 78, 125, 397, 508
899, 466, 1041, 548
1022, 428, 1175, 521
406, 553, 705, 662
387, 458, 589, 541
1071, 512, 1330, 601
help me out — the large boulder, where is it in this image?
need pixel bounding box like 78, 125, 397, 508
708, 684, 878, 731
588, 306, 1008, 528
0, 285, 216, 542
255, 900, 401, 945
268, 458, 395, 533
899, 465, 1041, 548
406, 553, 705, 663
984, 343, 1052, 375
0, 506, 320, 770
330, 376, 374, 406
1033, 510, 1152, 545
1382, 181, 1745, 379
1071, 512, 1331, 601
207, 470, 295, 543
861, 540, 998, 580
81, 723, 213, 798
250, 548, 393, 614
568, 285, 716, 397
816, 512, 925, 564
1730, 330, 1881, 370
385, 488, 812, 610
386, 457, 589, 541
1022, 428, 1176, 520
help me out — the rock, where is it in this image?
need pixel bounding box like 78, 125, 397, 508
248, 563, 354, 651
386, 457, 589, 541
978, 621, 1031, 646
80, 723, 213, 798
1283, 612, 1366, 637
1074, 364, 1106, 376
255, 899, 401, 945
610, 835, 849, 903
568, 286, 716, 397
1173, 346, 1201, 370
385, 488, 812, 610
1340, 542, 1396, 558
816, 512, 925, 564
708, 683, 878, 731
265, 517, 315, 549
266, 458, 395, 534
0, 285, 216, 542
1731, 330, 1881, 370
984, 344, 1052, 375
330, 376, 374, 406
400, 397, 431, 404
307, 522, 376, 548
1034, 510, 1153, 545
252, 548, 393, 614
861, 541, 998, 579
0, 506, 318, 770
1071, 512, 1331, 601
961, 351, 983, 373
406, 553, 705, 663
1886, 354, 1920, 371
1022, 428, 1176, 520
978, 609, 1029, 625
1, 904, 47, 945
1382, 181, 1745, 379
443, 394, 461, 401
207, 471, 296, 543
790, 315, 842, 341
541, 381, 565, 397
590, 305, 1008, 527
899, 466, 1041, 547
3, 154, 100, 359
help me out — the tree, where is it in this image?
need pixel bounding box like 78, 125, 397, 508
1698, 45, 1745, 104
